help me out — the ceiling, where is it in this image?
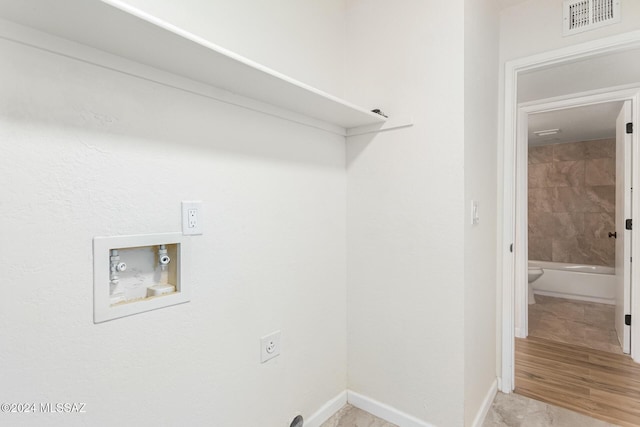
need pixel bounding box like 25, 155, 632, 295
519, 46, 640, 146
528, 102, 624, 146
518, 48, 640, 103
493, 0, 634, 146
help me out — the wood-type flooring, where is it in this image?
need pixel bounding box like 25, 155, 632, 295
516, 336, 640, 426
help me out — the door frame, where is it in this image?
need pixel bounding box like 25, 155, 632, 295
500, 30, 640, 393
515, 89, 639, 340
615, 99, 633, 354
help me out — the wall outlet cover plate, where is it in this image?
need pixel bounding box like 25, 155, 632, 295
182, 201, 203, 235
260, 330, 281, 363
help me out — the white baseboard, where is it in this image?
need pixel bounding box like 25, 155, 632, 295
307, 384, 497, 427
305, 390, 348, 427
347, 390, 435, 427
470, 379, 498, 427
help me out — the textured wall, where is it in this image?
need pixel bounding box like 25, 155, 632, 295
345, 1, 466, 426
528, 139, 616, 267
464, 0, 499, 424
0, 34, 347, 426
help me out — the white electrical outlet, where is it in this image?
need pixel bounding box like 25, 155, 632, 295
182, 201, 203, 235
188, 209, 198, 228
260, 330, 281, 363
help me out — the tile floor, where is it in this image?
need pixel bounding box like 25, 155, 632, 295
483, 392, 619, 427
319, 404, 397, 427
320, 393, 618, 427
528, 295, 622, 354
321, 297, 623, 426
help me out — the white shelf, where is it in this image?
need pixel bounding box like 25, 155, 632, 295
347, 116, 414, 137
0, 0, 386, 132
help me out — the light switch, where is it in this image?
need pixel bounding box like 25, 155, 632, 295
471, 200, 479, 225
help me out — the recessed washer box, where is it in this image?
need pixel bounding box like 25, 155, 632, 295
93, 232, 189, 323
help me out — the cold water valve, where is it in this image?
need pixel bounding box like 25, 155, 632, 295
158, 245, 170, 271
147, 244, 175, 298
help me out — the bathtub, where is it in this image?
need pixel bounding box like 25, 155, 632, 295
528, 260, 616, 305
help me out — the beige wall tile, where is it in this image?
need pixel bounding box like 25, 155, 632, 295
528, 163, 553, 188
551, 160, 584, 187
585, 158, 615, 186
529, 187, 555, 213
552, 238, 591, 264
552, 237, 614, 267
585, 138, 615, 159
529, 237, 552, 261
584, 212, 615, 239
585, 186, 615, 213
529, 212, 555, 238
554, 141, 585, 161
529, 145, 554, 164
553, 212, 584, 238
528, 140, 616, 265
553, 187, 587, 213
584, 237, 615, 266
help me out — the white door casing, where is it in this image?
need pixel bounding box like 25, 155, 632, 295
514, 109, 528, 339
615, 100, 632, 354
502, 30, 640, 393
515, 90, 638, 353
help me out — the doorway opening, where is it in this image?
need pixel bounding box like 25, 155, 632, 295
512, 90, 637, 357
500, 31, 640, 396
523, 100, 629, 357
512, 96, 637, 423
502, 44, 640, 425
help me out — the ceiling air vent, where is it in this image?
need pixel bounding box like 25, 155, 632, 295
563, 0, 621, 36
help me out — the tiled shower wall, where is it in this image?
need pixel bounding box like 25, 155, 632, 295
528, 139, 616, 267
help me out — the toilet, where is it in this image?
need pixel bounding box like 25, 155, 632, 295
527, 266, 544, 304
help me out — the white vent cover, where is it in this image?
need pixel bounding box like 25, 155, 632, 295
563, 0, 621, 36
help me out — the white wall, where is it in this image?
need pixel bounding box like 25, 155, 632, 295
464, 0, 500, 424
500, 0, 640, 62
118, 0, 347, 96
345, 1, 466, 425
0, 22, 346, 427
0, 2, 507, 426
